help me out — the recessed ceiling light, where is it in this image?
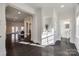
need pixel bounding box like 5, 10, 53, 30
60, 5, 64, 8
18, 11, 21, 14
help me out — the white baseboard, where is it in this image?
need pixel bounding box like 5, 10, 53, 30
0, 50, 6, 56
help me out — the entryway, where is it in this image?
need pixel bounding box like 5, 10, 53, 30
6, 5, 33, 55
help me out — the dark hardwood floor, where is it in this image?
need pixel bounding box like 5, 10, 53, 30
6, 35, 79, 56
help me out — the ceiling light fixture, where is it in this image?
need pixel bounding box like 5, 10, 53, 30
60, 5, 64, 8
18, 11, 21, 14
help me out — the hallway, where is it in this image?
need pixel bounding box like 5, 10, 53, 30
1, 3, 79, 56
6, 38, 79, 56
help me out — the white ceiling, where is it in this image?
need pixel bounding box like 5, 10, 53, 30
26, 3, 76, 14
6, 6, 32, 22
6, 3, 78, 22
27, 3, 77, 20
26, 3, 76, 8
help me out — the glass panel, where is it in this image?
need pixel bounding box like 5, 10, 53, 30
15, 26, 18, 41
21, 26, 24, 31
12, 26, 15, 42
12, 26, 15, 33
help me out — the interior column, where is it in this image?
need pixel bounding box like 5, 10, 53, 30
53, 8, 60, 44
70, 7, 76, 43
31, 8, 42, 44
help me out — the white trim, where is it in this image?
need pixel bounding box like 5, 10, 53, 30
7, 3, 35, 15
18, 41, 46, 48
0, 50, 6, 56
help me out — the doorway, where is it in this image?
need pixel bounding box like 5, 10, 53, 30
6, 5, 33, 54
41, 17, 54, 45
6, 5, 33, 43
60, 20, 70, 38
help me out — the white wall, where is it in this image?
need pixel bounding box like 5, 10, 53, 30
60, 20, 65, 37
0, 4, 6, 56
70, 7, 76, 44
75, 5, 79, 53
42, 7, 53, 31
